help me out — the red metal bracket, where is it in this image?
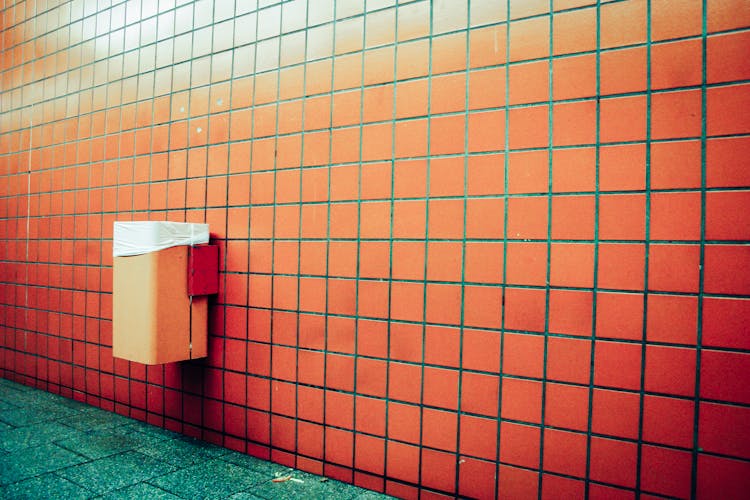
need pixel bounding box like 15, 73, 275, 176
188, 245, 219, 296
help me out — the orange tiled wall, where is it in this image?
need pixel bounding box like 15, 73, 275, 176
1, 0, 749, 498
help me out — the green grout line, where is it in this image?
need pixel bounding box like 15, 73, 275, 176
437, 2, 475, 495
691, 0, 709, 496
538, 1, 554, 495
198, 0, 221, 441
150, 0, 172, 429
583, 30, 602, 500
7, 233, 750, 247
267, 1, 284, 460
25, 20, 36, 389
494, 1, 513, 497
635, 0, 654, 495
177, 0, 198, 434
245, 0, 263, 456
111, 0, 130, 421
76, 0, 98, 406
454, 0, 474, 494
584, 0, 603, 496
291, 0, 311, 473
381, 0, 405, 490
416, 0, 438, 492
18, 183, 749, 206
319, 0, 338, 478
349, 0, 369, 480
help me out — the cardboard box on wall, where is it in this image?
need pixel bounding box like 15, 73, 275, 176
113, 245, 208, 365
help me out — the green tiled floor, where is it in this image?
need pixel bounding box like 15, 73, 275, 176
0, 378, 392, 499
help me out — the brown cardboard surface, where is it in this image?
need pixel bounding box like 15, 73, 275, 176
113, 246, 207, 364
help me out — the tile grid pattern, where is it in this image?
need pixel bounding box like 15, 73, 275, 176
0, 0, 749, 498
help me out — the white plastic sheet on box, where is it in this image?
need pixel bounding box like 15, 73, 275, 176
113, 221, 209, 257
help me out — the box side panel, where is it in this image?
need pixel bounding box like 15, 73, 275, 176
152, 246, 191, 364
113, 253, 158, 364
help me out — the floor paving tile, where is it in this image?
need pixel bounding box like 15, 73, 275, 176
0, 399, 17, 411
228, 492, 267, 499
0, 443, 88, 486
0, 380, 29, 394
220, 450, 291, 476
42, 395, 90, 411
0, 472, 95, 500
56, 426, 166, 460
248, 470, 367, 500
99, 482, 182, 500
4, 392, 72, 410
0, 422, 78, 453
121, 420, 182, 442
137, 435, 229, 466
0, 405, 73, 427
149, 458, 268, 499
352, 492, 396, 499
56, 451, 176, 494
57, 408, 136, 431
0, 392, 24, 407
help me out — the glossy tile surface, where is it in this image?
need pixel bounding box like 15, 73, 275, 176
1, 0, 749, 498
